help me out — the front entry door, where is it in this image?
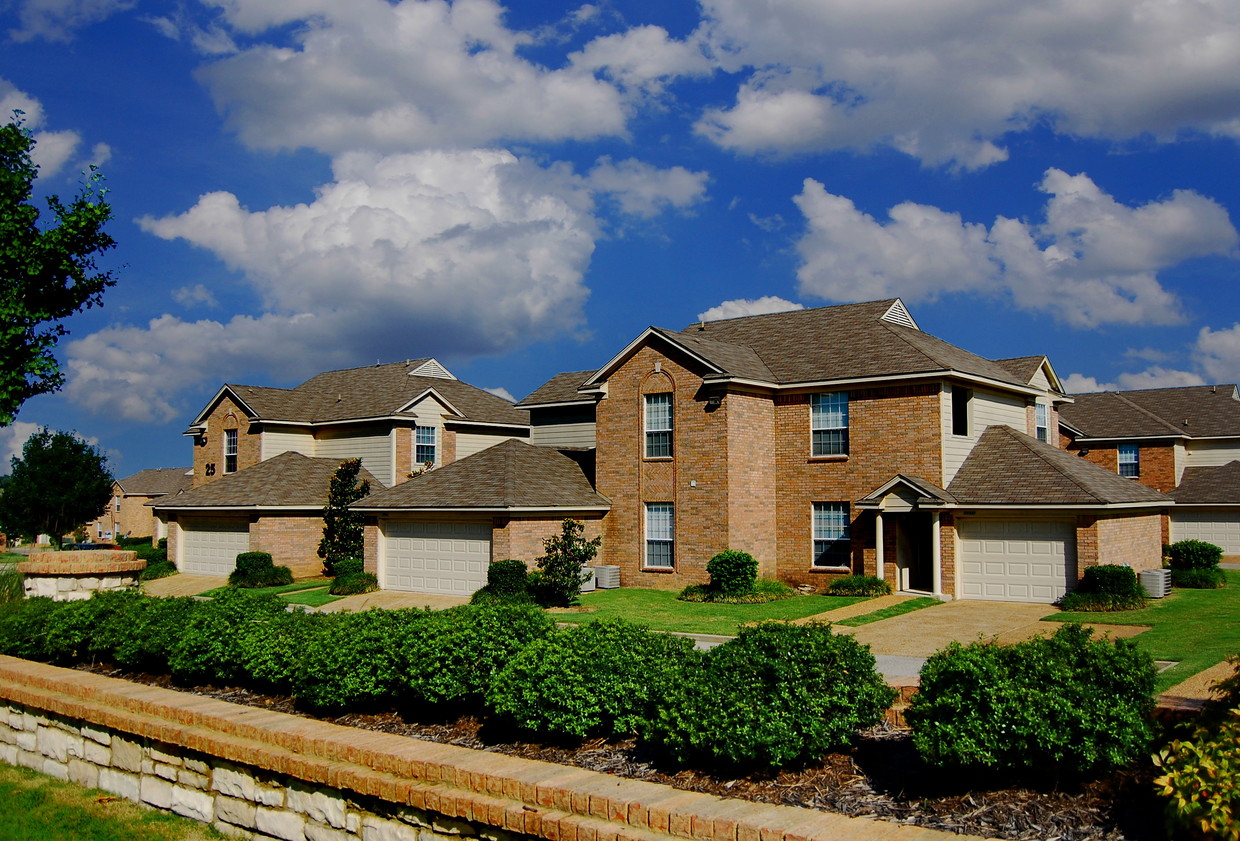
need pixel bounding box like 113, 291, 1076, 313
896, 512, 932, 592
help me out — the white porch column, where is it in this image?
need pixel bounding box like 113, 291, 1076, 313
931, 511, 943, 597
874, 509, 885, 582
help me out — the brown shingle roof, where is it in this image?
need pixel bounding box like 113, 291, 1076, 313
674, 299, 1029, 387
1170, 461, 1240, 504
947, 426, 1171, 505
516, 371, 597, 407
153, 452, 383, 510
224, 360, 529, 426
357, 440, 609, 511
1060, 385, 1240, 439
116, 467, 193, 497
993, 356, 1048, 385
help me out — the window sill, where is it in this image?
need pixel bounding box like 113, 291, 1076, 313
807, 455, 848, 462
642, 457, 673, 463
642, 566, 675, 573
809, 566, 851, 574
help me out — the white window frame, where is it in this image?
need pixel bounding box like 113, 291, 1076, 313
812, 502, 851, 569
1035, 403, 1049, 443
1118, 444, 1140, 478
224, 429, 238, 474
645, 503, 674, 568
644, 393, 673, 459
811, 392, 849, 456
415, 425, 437, 467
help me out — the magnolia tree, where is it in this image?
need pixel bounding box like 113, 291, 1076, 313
318, 458, 370, 576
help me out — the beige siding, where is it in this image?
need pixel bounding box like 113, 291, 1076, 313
317, 429, 393, 486
261, 428, 315, 460
942, 385, 1027, 484
1183, 438, 1240, 475
456, 429, 525, 459
529, 422, 596, 448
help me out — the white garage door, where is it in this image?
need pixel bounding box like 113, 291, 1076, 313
180, 519, 250, 576
1171, 510, 1240, 554
383, 521, 490, 595
958, 519, 1075, 603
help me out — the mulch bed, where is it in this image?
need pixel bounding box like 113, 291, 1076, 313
77, 666, 1168, 841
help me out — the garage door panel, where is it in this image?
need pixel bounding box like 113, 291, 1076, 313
1172, 511, 1240, 554
181, 519, 249, 577
958, 520, 1075, 603
383, 521, 490, 595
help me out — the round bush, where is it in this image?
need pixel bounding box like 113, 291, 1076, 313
228, 551, 294, 588
401, 603, 554, 705
487, 618, 696, 738
332, 558, 364, 577
706, 550, 758, 596
905, 623, 1156, 775
1059, 564, 1147, 611
1166, 540, 1224, 571
643, 622, 895, 768
329, 571, 378, 595
827, 575, 892, 597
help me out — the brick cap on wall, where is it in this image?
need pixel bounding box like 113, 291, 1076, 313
18, 550, 145, 575
0, 655, 962, 841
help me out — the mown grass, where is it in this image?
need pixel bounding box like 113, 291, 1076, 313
835, 596, 940, 627
1047, 568, 1240, 692
0, 553, 25, 564
554, 587, 868, 635
0, 763, 222, 841
201, 579, 342, 607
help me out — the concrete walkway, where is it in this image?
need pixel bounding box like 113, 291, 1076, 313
141, 573, 222, 597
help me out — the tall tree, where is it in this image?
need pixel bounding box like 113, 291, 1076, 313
0, 428, 112, 548
0, 117, 116, 426
318, 458, 370, 576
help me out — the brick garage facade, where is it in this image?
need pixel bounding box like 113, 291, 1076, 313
249, 514, 324, 579
1077, 512, 1164, 573
491, 515, 605, 567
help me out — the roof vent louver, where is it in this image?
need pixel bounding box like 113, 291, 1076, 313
881, 300, 919, 330
409, 358, 457, 380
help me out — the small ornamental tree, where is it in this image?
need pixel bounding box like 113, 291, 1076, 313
534, 518, 601, 607
0, 428, 111, 547
318, 458, 370, 576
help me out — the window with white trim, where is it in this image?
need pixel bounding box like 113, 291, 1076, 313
951, 386, 971, 436
1035, 403, 1049, 443
1118, 444, 1140, 478
645, 503, 674, 568
645, 393, 673, 458
224, 429, 238, 474
415, 425, 437, 467
114, 496, 121, 512
811, 392, 849, 456
812, 502, 851, 568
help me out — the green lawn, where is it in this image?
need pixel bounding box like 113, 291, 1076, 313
1046, 568, 1240, 692
0, 553, 24, 564
201, 579, 342, 607
0, 764, 222, 841
555, 587, 868, 635
835, 596, 939, 626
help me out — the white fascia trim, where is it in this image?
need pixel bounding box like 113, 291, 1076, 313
702, 370, 1043, 397
945, 501, 1169, 511
582, 328, 725, 387
442, 419, 531, 431
396, 387, 463, 417
1169, 502, 1240, 508
517, 399, 598, 410
1071, 434, 1186, 444
358, 505, 611, 514
189, 385, 258, 427
257, 414, 420, 427
153, 505, 321, 513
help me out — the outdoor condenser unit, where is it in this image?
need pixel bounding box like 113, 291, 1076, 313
1140, 568, 1171, 598
591, 565, 621, 588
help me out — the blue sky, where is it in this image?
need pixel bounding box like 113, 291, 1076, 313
3, 0, 1240, 478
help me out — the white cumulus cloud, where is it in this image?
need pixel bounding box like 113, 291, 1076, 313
698, 296, 803, 322
693, 0, 1240, 167
794, 169, 1238, 328
6, 0, 133, 42
0, 422, 42, 474
585, 157, 709, 218
0, 79, 107, 178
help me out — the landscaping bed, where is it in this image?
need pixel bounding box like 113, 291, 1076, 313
75, 663, 1166, 841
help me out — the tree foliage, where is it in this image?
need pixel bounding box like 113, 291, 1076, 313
1, 118, 116, 426
533, 518, 601, 607
318, 458, 370, 576
0, 428, 112, 547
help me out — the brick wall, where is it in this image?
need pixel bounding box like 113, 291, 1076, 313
1089, 513, 1164, 573
249, 515, 324, 579
491, 516, 606, 568
725, 392, 777, 578
192, 396, 260, 488
1067, 442, 1177, 493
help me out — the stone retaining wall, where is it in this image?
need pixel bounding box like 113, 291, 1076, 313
17, 550, 145, 601
0, 656, 955, 841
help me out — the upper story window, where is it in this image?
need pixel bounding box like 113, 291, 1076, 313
645, 503, 674, 568
951, 386, 971, 436
645, 393, 673, 458
811, 392, 849, 456
1035, 403, 1049, 443
114, 496, 121, 512
224, 429, 238, 474
812, 502, 851, 569
1119, 444, 1140, 478
415, 425, 437, 467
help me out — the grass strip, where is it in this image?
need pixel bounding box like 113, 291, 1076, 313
835, 597, 940, 627
201, 579, 332, 598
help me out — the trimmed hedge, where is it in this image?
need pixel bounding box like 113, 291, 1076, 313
827, 575, 892, 597
470, 559, 534, 605
905, 623, 1156, 774
228, 552, 293, 588
329, 571, 378, 595
1170, 567, 1227, 589
1059, 564, 1147, 611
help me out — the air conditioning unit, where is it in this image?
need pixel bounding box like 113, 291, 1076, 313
591, 565, 621, 589
1140, 568, 1171, 598
580, 567, 597, 592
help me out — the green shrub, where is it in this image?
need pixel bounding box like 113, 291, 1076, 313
643, 622, 895, 768
40, 590, 137, 663
157, 538, 167, 550
133, 543, 168, 565
1167, 540, 1224, 571
139, 560, 177, 581
488, 618, 696, 738
332, 558, 364, 577
293, 609, 429, 710
0, 597, 63, 660
329, 571, 378, 595
827, 575, 892, 597
678, 577, 795, 604
471, 559, 535, 605
228, 552, 294, 588
167, 590, 287, 683
1205, 655, 1240, 720
1155, 708, 1240, 841
905, 623, 1156, 775
401, 603, 554, 706
117, 536, 152, 547
706, 550, 758, 596
1171, 567, 1227, 589
1059, 564, 1147, 611
94, 595, 197, 672
532, 519, 600, 607
236, 609, 324, 691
